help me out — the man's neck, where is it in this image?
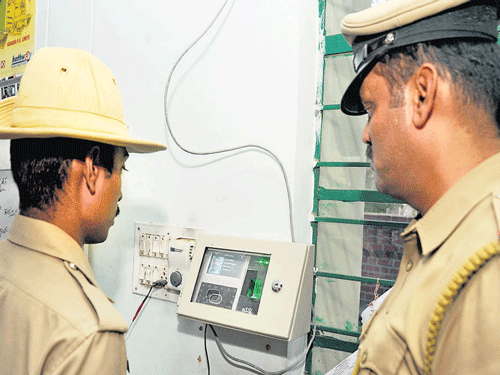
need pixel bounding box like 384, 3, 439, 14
21, 207, 85, 247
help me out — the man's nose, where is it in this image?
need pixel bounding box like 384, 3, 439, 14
362, 123, 371, 144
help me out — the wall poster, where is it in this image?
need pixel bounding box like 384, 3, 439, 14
0, 0, 35, 81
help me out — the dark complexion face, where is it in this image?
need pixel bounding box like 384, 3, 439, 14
85, 147, 128, 244
360, 67, 413, 201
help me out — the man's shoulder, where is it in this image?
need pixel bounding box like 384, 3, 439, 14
0, 257, 128, 375
63, 260, 129, 333
0, 240, 127, 336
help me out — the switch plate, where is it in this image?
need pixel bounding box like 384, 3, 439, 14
132, 222, 202, 303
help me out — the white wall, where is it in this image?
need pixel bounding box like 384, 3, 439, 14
34, 0, 318, 374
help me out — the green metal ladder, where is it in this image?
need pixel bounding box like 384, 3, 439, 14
305, 2, 406, 373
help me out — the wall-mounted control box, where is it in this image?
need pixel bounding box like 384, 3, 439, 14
177, 233, 315, 340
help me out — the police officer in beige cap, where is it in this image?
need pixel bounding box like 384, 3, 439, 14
0, 47, 166, 374
340, 0, 500, 374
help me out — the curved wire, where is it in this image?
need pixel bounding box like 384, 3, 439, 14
208, 305, 316, 375
163, 0, 295, 242
204, 324, 211, 375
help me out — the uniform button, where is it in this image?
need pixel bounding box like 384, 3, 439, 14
406, 260, 413, 272
361, 351, 368, 364
69, 262, 77, 270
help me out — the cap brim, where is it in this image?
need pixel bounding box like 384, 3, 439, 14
0, 97, 167, 153
340, 57, 377, 116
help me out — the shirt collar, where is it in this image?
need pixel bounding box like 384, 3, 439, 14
403, 152, 500, 256
7, 214, 100, 287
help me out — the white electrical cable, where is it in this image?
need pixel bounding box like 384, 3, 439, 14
163, 0, 295, 243
209, 306, 317, 375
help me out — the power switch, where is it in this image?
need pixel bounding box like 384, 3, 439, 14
170, 271, 182, 287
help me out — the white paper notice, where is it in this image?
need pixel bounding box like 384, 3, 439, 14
325, 350, 358, 375
0, 169, 18, 240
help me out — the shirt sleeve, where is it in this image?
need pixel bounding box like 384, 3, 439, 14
50, 331, 127, 375
433, 256, 500, 374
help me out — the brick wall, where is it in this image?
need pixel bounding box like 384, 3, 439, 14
359, 213, 413, 310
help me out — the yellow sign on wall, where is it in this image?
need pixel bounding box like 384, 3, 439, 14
0, 0, 35, 79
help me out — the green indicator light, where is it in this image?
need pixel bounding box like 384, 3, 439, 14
255, 257, 270, 267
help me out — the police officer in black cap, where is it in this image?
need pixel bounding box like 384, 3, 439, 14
340, 0, 500, 374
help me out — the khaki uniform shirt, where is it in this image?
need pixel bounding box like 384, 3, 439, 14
357, 152, 500, 375
0, 215, 128, 375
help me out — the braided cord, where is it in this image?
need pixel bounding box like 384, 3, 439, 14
352, 354, 361, 375
424, 241, 500, 375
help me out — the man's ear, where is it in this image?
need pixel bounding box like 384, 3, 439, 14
411, 63, 438, 129
83, 146, 101, 195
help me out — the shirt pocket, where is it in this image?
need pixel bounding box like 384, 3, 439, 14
357, 312, 413, 375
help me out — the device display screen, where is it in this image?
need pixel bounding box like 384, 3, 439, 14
191, 247, 270, 315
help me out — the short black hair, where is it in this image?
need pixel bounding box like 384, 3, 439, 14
375, 7, 500, 127
10, 137, 120, 213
